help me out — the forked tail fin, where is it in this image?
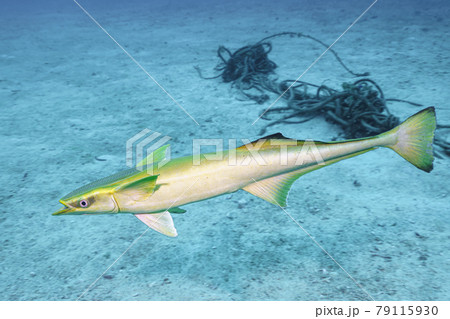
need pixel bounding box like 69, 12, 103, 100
381, 107, 436, 172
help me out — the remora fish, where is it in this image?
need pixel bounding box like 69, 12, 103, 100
54, 107, 436, 237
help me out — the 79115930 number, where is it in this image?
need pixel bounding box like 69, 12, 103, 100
376, 305, 438, 316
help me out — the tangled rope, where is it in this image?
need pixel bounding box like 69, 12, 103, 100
260, 78, 406, 138
195, 32, 368, 104
196, 32, 450, 158
195, 42, 276, 104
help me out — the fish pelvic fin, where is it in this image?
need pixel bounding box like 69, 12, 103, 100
135, 211, 178, 237
381, 107, 436, 172
168, 207, 186, 214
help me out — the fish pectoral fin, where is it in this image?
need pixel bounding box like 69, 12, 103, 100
116, 174, 159, 201
242, 171, 304, 207
168, 207, 186, 214
135, 212, 178, 237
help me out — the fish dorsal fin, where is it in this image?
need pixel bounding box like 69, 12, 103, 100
242, 148, 375, 207
115, 174, 159, 201
135, 212, 178, 237
246, 132, 292, 144
259, 132, 289, 140
237, 132, 296, 150
136, 144, 170, 167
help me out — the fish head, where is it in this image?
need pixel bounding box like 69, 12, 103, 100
53, 188, 118, 216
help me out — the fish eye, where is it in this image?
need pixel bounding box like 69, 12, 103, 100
79, 199, 90, 208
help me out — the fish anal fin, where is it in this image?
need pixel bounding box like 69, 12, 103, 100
243, 148, 376, 207
135, 212, 178, 237
243, 170, 304, 207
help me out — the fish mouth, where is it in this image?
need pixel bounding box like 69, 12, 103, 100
52, 200, 74, 216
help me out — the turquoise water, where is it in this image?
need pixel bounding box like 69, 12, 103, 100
1, 0, 449, 300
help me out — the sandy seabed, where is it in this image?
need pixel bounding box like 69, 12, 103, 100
0, 0, 449, 300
